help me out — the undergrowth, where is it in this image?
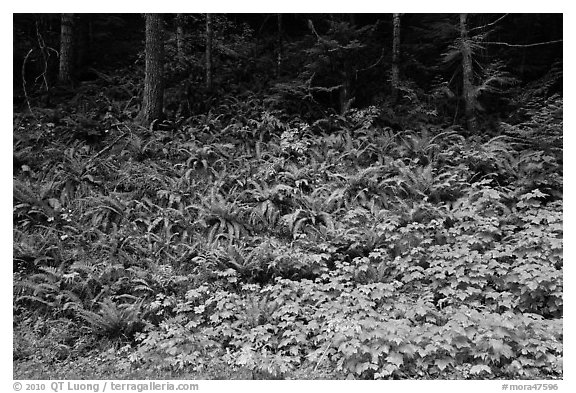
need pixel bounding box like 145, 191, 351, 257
13, 74, 562, 379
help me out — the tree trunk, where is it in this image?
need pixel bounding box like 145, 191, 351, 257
58, 13, 74, 85
206, 13, 213, 91
391, 13, 401, 102
339, 70, 353, 115
276, 13, 282, 76
459, 13, 477, 132
176, 13, 185, 58
139, 14, 164, 127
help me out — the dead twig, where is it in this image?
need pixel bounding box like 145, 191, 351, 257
21, 48, 35, 117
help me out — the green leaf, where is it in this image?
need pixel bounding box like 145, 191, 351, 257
470, 364, 492, 375
435, 357, 451, 371
398, 343, 418, 356
355, 361, 377, 375
386, 351, 403, 367
375, 363, 398, 378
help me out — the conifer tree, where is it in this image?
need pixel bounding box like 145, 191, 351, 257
139, 13, 165, 127
58, 13, 74, 85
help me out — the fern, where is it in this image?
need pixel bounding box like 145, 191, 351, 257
241, 181, 294, 228
81, 194, 126, 232
16, 265, 83, 315
327, 165, 385, 209
189, 192, 250, 244
282, 190, 335, 238
76, 298, 144, 339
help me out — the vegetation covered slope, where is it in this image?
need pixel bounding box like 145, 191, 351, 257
13, 13, 562, 380
14, 84, 562, 380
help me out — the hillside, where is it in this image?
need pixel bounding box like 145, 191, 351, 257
13, 13, 562, 380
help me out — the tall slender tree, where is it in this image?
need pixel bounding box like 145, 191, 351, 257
459, 13, 477, 131
276, 13, 283, 77
206, 13, 213, 91
339, 69, 352, 115
58, 13, 74, 85
176, 13, 185, 58
139, 14, 164, 127
391, 13, 401, 102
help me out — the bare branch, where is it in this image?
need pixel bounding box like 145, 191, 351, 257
21, 48, 35, 116
357, 48, 386, 73
483, 39, 563, 48
469, 14, 509, 32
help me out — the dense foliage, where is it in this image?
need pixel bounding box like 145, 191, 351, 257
13, 13, 562, 380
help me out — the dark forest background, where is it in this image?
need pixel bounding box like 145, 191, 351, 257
13, 14, 562, 122
13, 13, 562, 380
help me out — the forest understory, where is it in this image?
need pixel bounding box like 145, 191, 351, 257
13, 13, 562, 380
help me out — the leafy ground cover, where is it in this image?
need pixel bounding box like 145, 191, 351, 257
13, 70, 562, 379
